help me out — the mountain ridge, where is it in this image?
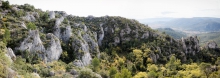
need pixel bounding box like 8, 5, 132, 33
0, 1, 220, 78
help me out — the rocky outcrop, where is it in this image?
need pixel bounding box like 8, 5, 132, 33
181, 36, 200, 55
61, 26, 72, 43
141, 31, 150, 39
98, 24, 104, 46
55, 11, 68, 17
71, 23, 100, 67
205, 41, 218, 49
45, 33, 63, 62
20, 22, 27, 29
17, 30, 63, 62
49, 11, 55, 19
23, 12, 39, 22
7, 48, 16, 61
18, 30, 46, 60
53, 17, 64, 38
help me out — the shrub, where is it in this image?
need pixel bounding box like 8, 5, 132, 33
92, 57, 100, 72
27, 22, 37, 30
1, 1, 11, 10
109, 67, 117, 78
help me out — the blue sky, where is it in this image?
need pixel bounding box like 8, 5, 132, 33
7, 0, 220, 19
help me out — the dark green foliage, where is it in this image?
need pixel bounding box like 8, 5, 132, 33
2, 23, 11, 45
92, 57, 100, 72
18, 4, 35, 11
1, 1, 11, 10
109, 67, 117, 78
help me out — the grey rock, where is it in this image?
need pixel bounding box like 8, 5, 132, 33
20, 22, 27, 29
181, 36, 200, 56
98, 24, 104, 46
141, 31, 149, 39
114, 37, 120, 46
7, 48, 16, 61
49, 11, 55, 19
23, 12, 39, 22
12, 7, 19, 11
70, 69, 78, 75
71, 23, 100, 67
53, 17, 64, 38
61, 26, 72, 43
73, 60, 84, 67
205, 41, 218, 49
45, 33, 63, 62
49, 71, 55, 76
18, 30, 46, 61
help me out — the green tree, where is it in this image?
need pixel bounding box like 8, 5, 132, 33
115, 68, 132, 78
199, 62, 212, 78
165, 55, 181, 71
1, 1, 11, 10
109, 67, 117, 78
92, 57, 100, 72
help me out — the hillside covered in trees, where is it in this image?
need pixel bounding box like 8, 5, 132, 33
0, 1, 220, 78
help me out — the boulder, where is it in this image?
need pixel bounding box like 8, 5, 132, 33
70, 69, 78, 75
205, 41, 218, 49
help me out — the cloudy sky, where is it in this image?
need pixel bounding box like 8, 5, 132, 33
8, 0, 220, 19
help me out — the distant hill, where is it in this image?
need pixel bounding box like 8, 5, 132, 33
156, 28, 187, 39
197, 32, 220, 46
139, 17, 220, 32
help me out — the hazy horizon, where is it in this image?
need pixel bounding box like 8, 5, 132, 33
7, 0, 220, 19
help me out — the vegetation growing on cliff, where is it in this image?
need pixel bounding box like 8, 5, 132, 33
0, 1, 220, 78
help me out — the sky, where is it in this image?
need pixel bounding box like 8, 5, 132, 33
7, 0, 220, 19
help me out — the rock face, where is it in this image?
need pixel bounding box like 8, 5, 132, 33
98, 24, 104, 46
7, 48, 16, 61
23, 12, 39, 22
72, 23, 100, 67
45, 33, 63, 62
205, 41, 218, 49
49, 11, 55, 19
53, 17, 64, 38
18, 30, 46, 60
61, 26, 72, 43
17, 30, 63, 62
181, 36, 200, 55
